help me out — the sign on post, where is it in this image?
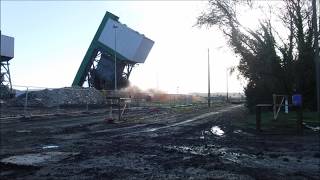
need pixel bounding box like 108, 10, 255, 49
292, 94, 302, 107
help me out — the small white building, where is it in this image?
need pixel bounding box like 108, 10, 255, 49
1, 34, 14, 60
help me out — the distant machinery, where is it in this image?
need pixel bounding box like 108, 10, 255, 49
0, 32, 14, 97
72, 11, 154, 90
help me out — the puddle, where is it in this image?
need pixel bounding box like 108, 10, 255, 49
165, 144, 320, 176
210, 126, 224, 136
217, 149, 243, 163
42, 145, 59, 149
303, 123, 320, 132
200, 127, 224, 139
233, 129, 253, 136
146, 128, 157, 132
233, 130, 242, 134
16, 130, 32, 133
165, 145, 210, 155
164, 145, 253, 163
0, 152, 79, 167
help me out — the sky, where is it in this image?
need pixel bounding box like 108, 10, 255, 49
1, 1, 247, 94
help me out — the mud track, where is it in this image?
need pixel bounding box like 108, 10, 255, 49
1, 104, 319, 179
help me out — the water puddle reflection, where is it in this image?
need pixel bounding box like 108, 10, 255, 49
210, 126, 224, 136
164, 145, 254, 164
165, 145, 210, 155
42, 145, 59, 149
16, 130, 32, 133
233, 129, 242, 134
303, 123, 320, 132
146, 128, 157, 132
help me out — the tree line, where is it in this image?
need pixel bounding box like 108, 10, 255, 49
197, 0, 319, 111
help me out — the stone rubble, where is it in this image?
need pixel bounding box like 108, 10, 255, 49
12, 87, 105, 107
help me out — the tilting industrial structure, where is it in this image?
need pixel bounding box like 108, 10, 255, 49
0, 33, 15, 98
72, 11, 154, 90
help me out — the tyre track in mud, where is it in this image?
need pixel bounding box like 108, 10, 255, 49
92, 104, 243, 138
0, 104, 232, 156
0, 114, 107, 132
1, 104, 236, 140
1, 104, 319, 180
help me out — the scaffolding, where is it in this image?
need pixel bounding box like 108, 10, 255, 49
0, 33, 14, 98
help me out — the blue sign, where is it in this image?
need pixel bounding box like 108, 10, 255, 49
292, 94, 302, 106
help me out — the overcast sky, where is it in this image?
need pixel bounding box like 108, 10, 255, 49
1, 1, 249, 94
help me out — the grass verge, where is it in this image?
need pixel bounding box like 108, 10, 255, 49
233, 110, 320, 133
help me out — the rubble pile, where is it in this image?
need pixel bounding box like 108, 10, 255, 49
12, 87, 105, 107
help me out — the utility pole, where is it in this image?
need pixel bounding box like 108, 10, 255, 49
312, 0, 320, 115
208, 48, 211, 108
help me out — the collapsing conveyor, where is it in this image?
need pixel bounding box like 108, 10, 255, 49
72, 11, 154, 90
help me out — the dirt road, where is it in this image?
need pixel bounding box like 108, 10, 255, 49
1, 104, 319, 179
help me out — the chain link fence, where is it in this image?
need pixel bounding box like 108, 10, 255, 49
1, 85, 107, 118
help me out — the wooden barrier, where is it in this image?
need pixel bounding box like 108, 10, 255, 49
105, 97, 131, 121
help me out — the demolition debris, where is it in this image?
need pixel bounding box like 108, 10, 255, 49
12, 87, 105, 107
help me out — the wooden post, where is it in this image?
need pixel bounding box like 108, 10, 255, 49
273, 94, 276, 120
256, 105, 261, 132
118, 98, 121, 121
297, 106, 303, 134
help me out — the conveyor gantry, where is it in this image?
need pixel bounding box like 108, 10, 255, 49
72, 11, 154, 90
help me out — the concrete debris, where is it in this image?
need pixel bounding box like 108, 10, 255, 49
12, 87, 105, 107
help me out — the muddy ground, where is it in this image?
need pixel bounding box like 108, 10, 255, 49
0, 104, 319, 179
